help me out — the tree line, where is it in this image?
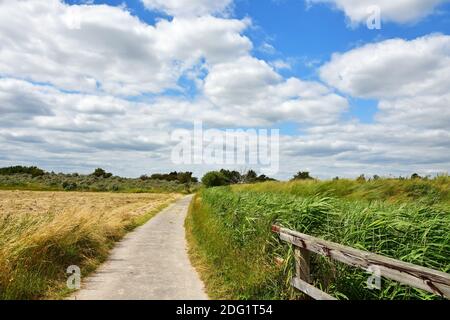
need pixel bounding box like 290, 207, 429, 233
0, 166, 198, 185
0, 166, 433, 189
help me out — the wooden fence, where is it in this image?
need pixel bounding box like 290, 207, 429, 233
272, 225, 450, 300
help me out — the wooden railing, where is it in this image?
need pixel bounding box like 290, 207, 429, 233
272, 225, 450, 300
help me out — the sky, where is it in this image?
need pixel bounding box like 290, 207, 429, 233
0, 0, 449, 179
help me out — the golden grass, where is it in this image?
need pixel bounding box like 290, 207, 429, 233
0, 191, 181, 300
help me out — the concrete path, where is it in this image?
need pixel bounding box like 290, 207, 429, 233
71, 195, 208, 300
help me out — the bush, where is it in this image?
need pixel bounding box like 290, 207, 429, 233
149, 172, 198, 184
91, 168, 113, 178
292, 171, 313, 181
411, 173, 422, 180
201, 171, 228, 188
62, 181, 77, 191
0, 166, 46, 177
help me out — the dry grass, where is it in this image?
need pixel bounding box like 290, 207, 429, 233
0, 191, 181, 300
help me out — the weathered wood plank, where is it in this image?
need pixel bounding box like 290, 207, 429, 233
291, 277, 338, 300
273, 225, 450, 299
295, 248, 311, 283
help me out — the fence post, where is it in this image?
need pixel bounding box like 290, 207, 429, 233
295, 248, 311, 283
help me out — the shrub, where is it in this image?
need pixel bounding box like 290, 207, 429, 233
0, 166, 46, 177
62, 181, 77, 191
292, 171, 313, 180
411, 173, 422, 180
356, 174, 366, 182
91, 168, 113, 178
220, 170, 242, 184
202, 171, 228, 188
149, 172, 198, 184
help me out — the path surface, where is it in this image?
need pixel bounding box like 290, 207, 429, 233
71, 195, 208, 300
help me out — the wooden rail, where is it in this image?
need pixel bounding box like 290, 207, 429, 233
272, 225, 450, 300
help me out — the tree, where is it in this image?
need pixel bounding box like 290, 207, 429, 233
220, 169, 242, 184
243, 170, 258, 183
255, 174, 276, 182
411, 173, 421, 180
0, 166, 45, 177
177, 172, 193, 184
202, 171, 228, 188
357, 174, 366, 182
292, 171, 313, 181
149, 172, 198, 184
92, 168, 113, 178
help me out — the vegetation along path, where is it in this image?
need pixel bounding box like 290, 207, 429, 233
71, 195, 208, 300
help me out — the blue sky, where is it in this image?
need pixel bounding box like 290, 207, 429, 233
0, 0, 449, 178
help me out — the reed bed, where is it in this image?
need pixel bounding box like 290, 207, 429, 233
188, 177, 450, 300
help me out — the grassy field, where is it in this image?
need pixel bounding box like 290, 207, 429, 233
187, 176, 450, 300
0, 191, 181, 300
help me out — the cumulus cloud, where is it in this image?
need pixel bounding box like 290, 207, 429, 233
285, 34, 450, 178
376, 94, 450, 130
141, 0, 233, 17
320, 34, 450, 99
0, 0, 251, 96
319, 35, 450, 157
0, 1, 448, 178
307, 0, 448, 24
203, 56, 349, 125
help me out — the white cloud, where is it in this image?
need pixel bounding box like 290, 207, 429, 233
308, 0, 448, 24
320, 34, 450, 99
0, 1, 448, 178
278, 120, 450, 179
141, 0, 233, 17
203, 56, 348, 125
376, 94, 450, 130
318, 35, 450, 150
0, 0, 251, 96
297, 34, 450, 178
270, 59, 292, 71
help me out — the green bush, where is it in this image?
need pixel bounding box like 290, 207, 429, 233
201, 171, 228, 188
292, 171, 313, 180
91, 168, 113, 178
62, 181, 77, 191
0, 166, 45, 177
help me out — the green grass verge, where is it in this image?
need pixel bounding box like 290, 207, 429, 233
185, 194, 293, 300
187, 179, 449, 300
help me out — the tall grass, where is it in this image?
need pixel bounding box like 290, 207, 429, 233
233, 176, 450, 204
188, 178, 450, 300
0, 194, 179, 300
